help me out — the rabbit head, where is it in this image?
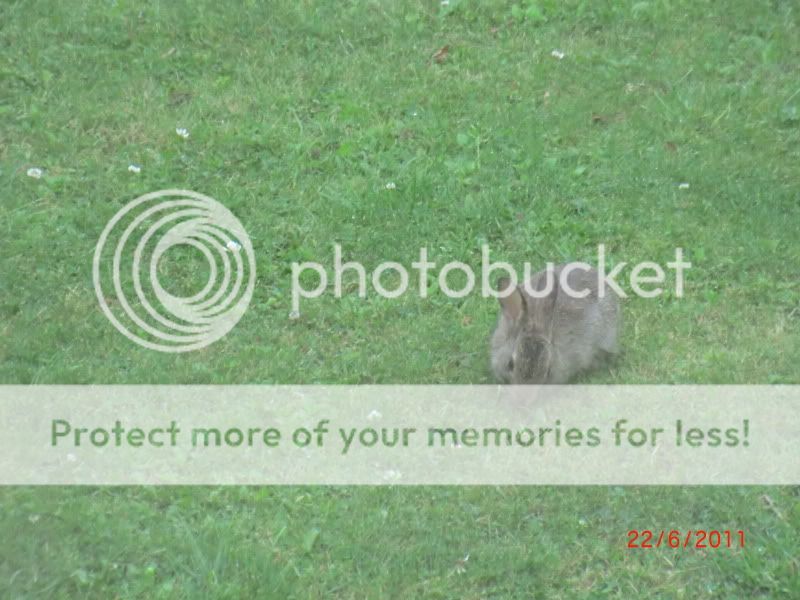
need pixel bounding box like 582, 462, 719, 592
490, 276, 558, 384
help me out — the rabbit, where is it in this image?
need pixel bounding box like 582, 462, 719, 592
490, 263, 620, 384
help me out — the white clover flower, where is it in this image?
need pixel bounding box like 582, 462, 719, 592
176, 127, 190, 139
225, 240, 242, 252
678, 182, 690, 190
551, 49, 566, 60
441, 0, 450, 6
625, 82, 645, 94
128, 164, 142, 174
385, 182, 396, 190
26, 167, 43, 179
382, 469, 402, 482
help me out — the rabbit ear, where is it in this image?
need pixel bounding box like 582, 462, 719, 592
497, 277, 524, 321
527, 275, 559, 340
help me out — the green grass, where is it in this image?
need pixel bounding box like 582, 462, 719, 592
1, 0, 799, 597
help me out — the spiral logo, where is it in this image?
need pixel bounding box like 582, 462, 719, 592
93, 189, 256, 352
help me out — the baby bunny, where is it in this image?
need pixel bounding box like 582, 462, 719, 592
490, 264, 620, 384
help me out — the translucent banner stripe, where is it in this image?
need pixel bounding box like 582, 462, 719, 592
0, 386, 797, 485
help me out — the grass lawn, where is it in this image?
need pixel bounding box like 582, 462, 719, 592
1, 0, 799, 597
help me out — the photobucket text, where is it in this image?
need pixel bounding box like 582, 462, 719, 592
290, 244, 691, 314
